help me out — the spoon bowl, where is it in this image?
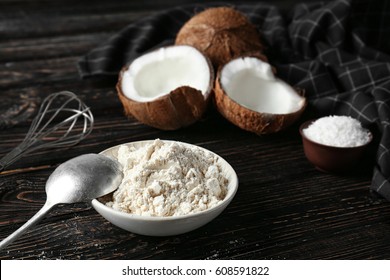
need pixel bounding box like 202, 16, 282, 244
45, 154, 123, 203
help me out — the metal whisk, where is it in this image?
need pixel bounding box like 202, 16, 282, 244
0, 91, 94, 171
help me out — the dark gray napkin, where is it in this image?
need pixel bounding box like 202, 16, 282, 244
78, 0, 390, 201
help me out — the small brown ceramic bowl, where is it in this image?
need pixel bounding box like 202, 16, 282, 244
299, 119, 373, 173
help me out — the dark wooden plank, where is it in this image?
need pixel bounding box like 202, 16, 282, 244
1, 0, 390, 261
2, 113, 390, 259
0, 33, 112, 62
0, 11, 150, 40
0, 57, 78, 89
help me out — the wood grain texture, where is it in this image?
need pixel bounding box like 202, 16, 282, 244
1, 0, 390, 260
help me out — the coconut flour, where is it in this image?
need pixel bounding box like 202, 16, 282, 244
303, 115, 371, 147
106, 139, 228, 217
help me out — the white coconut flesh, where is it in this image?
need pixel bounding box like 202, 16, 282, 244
121, 46, 211, 102
220, 57, 305, 114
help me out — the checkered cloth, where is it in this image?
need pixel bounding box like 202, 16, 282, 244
78, 0, 390, 201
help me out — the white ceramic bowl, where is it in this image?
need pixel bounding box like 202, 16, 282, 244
91, 140, 238, 236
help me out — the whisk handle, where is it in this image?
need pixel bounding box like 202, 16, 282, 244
0, 201, 55, 250
0, 145, 25, 172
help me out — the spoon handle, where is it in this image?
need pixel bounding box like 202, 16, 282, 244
0, 201, 55, 250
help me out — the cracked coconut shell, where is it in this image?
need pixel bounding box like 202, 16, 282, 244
116, 45, 214, 130
214, 57, 306, 135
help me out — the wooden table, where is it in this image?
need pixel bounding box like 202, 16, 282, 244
1, 0, 390, 260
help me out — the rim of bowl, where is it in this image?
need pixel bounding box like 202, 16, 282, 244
92, 140, 239, 221
299, 119, 373, 150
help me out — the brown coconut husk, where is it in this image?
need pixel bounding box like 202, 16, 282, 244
117, 69, 212, 131
175, 7, 265, 69
214, 64, 306, 135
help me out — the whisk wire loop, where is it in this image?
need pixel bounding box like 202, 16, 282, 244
0, 91, 94, 171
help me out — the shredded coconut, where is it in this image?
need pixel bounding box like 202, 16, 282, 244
106, 139, 228, 217
303, 115, 371, 147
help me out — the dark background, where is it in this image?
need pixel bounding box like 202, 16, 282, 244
1, 0, 390, 259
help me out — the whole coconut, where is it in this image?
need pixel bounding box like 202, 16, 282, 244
175, 7, 265, 69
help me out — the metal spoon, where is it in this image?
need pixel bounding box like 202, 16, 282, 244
0, 153, 123, 250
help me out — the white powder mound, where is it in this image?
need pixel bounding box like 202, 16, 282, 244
106, 139, 228, 217
303, 115, 371, 147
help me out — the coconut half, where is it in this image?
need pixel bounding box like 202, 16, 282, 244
117, 45, 214, 130
215, 57, 306, 134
